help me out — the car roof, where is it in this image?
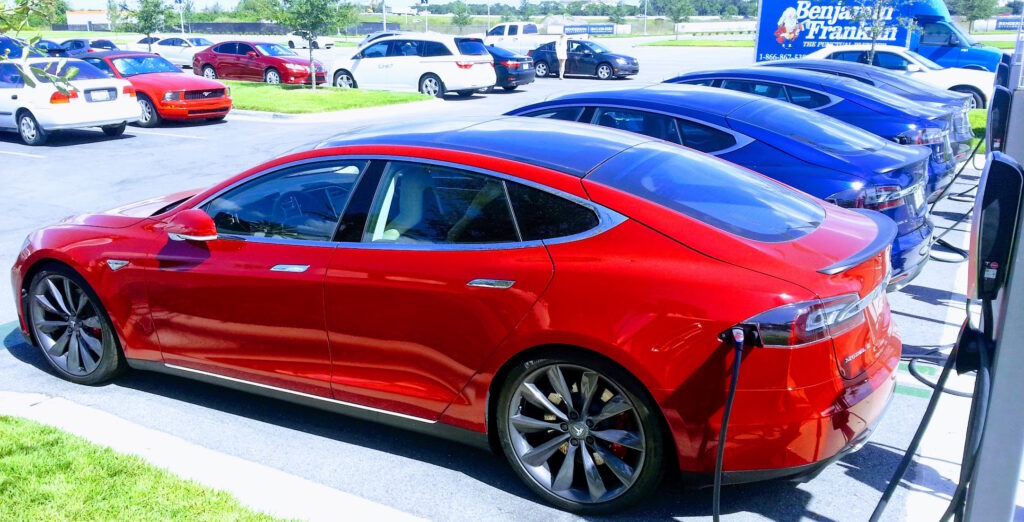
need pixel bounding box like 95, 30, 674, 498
317, 117, 654, 178
81, 50, 158, 59
373, 32, 456, 44
814, 44, 910, 53
538, 84, 761, 117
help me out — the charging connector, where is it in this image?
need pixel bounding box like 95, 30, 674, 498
713, 327, 747, 522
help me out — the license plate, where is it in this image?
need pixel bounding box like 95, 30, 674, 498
522, 63, 530, 69
90, 90, 110, 101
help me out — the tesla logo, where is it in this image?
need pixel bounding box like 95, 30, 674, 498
569, 423, 587, 438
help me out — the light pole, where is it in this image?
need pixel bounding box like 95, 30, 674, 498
487, 2, 491, 29
175, 0, 186, 36
382, 0, 387, 32
643, 0, 647, 35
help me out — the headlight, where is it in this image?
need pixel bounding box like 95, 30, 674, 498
163, 91, 182, 101
285, 63, 306, 71
615, 57, 626, 65
225, 86, 231, 97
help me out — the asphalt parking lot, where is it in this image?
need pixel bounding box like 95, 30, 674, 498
1, 39, 1018, 520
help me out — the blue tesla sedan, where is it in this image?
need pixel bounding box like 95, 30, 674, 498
759, 59, 975, 161
664, 67, 958, 201
506, 84, 934, 287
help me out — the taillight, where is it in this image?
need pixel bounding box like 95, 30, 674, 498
502, 60, 519, 69
123, 86, 136, 97
456, 61, 473, 69
746, 294, 865, 347
49, 90, 79, 104
526, 50, 533, 57
826, 183, 918, 212
897, 127, 947, 145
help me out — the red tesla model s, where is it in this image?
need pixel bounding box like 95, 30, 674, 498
11, 117, 899, 514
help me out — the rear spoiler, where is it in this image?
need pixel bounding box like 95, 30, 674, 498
818, 209, 898, 275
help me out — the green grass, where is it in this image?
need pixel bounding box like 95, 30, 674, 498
224, 80, 431, 114
989, 40, 1018, 49
641, 38, 755, 47
0, 416, 280, 521
970, 108, 987, 154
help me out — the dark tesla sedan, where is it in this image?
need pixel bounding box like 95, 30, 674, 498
486, 45, 535, 91
528, 39, 638, 80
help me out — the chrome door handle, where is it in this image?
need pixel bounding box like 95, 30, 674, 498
270, 264, 309, 273
467, 278, 515, 289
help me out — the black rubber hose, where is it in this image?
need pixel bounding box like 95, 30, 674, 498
713, 332, 744, 522
869, 340, 961, 522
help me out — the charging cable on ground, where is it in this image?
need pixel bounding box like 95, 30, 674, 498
928, 140, 985, 264
712, 327, 746, 522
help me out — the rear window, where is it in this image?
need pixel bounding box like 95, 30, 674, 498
523, 24, 538, 34
506, 183, 599, 240
588, 142, 824, 242
455, 38, 489, 56
29, 60, 110, 82
90, 39, 116, 49
523, 106, 584, 122
732, 100, 888, 155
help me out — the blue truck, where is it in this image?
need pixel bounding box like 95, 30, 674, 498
756, 0, 1005, 71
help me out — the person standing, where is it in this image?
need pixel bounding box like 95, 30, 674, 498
556, 33, 568, 80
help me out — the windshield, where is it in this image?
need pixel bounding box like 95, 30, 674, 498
734, 100, 888, 155
256, 44, 296, 56
189, 38, 213, 46
111, 55, 180, 76
583, 41, 611, 54
588, 141, 824, 242
905, 49, 944, 70
30, 60, 110, 82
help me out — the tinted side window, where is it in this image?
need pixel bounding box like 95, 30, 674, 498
592, 107, 681, 144
829, 51, 866, 63
455, 38, 489, 55
722, 80, 787, 101
487, 26, 505, 36
214, 43, 236, 54
920, 23, 953, 46
82, 58, 115, 77
523, 107, 584, 121
872, 52, 910, 71
360, 41, 389, 58
91, 40, 116, 49
508, 25, 519, 36
523, 24, 538, 34
203, 160, 367, 241
682, 79, 714, 86
0, 63, 24, 89
364, 162, 518, 245
677, 119, 737, 153
507, 183, 598, 240
237, 43, 256, 55
538, 42, 554, 51
390, 40, 421, 57
786, 86, 831, 109
422, 41, 451, 56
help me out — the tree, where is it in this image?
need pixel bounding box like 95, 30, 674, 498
518, 0, 534, 18
277, 0, 357, 90
451, 0, 472, 30
848, 0, 919, 64
26, 0, 69, 27
107, 0, 124, 30
721, 4, 738, 16
608, 1, 627, 23
180, 0, 196, 31
949, 0, 998, 32
135, 0, 167, 51
664, 0, 694, 39
1009, 0, 1023, 15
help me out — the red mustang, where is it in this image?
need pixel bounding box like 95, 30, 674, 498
82, 51, 231, 127
192, 40, 326, 84
10, 117, 898, 514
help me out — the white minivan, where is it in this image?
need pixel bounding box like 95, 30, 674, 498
329, 34, 495, 97
0, 58, 141, 145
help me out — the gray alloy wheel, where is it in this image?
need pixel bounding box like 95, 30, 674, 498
28, 269, 123, 384
18, 112, 47, 145
202, 65, 217, 79
419, 74, 444, 97
951, 86, 983, 110
334, 70, 355, 88
500, 361, 657, 511
535, 61, 549, 78
596, 63, 613, 80
136, 96, 161, 127
265, 68, 282, 84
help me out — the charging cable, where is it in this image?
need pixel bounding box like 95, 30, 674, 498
713, 327, 745, 522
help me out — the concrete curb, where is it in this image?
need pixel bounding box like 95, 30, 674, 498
230, 98, 445, 124
0, 391, 422, 522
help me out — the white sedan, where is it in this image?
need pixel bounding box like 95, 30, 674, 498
806, 44, 996, 108
329, 34, 495, 97
0, 58, 141, 145
151, 37, 215, 68
285, 32, 334, 50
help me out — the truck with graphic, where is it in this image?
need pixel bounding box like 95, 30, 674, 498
755, 0, 1005, 72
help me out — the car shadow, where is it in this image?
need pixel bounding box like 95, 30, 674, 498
0, 129, 137, 148
0, 326, 945, 520
131, 118, 228, 129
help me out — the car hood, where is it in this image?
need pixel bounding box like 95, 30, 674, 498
598, 52, 636, 62
125, 72, 225, 90
60, 189, 201, 229
925, 67, 994, 87
275, 55, 313, 66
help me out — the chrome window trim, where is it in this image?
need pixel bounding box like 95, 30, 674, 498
706, 76, 842, 111
522, 103, 754, 156
193, 154, 626, 252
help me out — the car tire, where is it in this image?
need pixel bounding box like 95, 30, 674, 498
419, 74, 445, 98
950, 86, 985, 110
312, 41, 320, 49
101, 122, 126, 137
17, 111, 47, 146
265, 68, 282, 84
596, 63, 613, 80
334, 70, 356, 88
136, 95, 161, 128
202, 65, 217, 79
535, 61, 549, 78
27, 264, 126, 385
288, 40, 295, 49
456, 90, 475, 97
207, 115, 227, 122
496, 350, 666, 515
502, 85, 517, 91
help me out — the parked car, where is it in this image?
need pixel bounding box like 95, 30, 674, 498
805, 44, 995, 109
33, 39, 67, 57
127, 36, 162, 52
529, 39, 638, 80
358, 30, 410, 48
508, 84, 934, 287
150, 37, 215, 68
60, 38, 119, 56
284, 31, 333, 49
0, 58, 140, 145
666, 67, 958, 201
193, 41, 325, 84
329, 34, 494, 97
484, 21, 554, 55
1, 36, 66, 58
82, 51, 231, 127
485, 44, 534, 91
11, 116, 899, 514
761, 58, 977, 160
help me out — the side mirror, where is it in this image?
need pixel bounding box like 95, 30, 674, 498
950, 35, 960, 47
163, 209, 217, 242
906, 63, 922, 72
246, 51, 258, 59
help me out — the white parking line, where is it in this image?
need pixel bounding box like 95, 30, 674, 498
128, 129, 208, 140
0, 149, 45, 159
